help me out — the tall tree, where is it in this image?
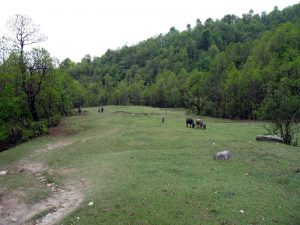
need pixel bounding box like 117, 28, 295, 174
5, 14, 47, 121
259, 78, 300, 145
24, 48, 54, 120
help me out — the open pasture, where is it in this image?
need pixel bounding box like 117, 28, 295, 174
0, 106, 299, 225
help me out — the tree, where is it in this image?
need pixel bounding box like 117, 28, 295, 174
70, 80, 86, 114
0, 37, 10, 64
23, 48, 53, 121
259, 78, 300, 145
187, 70, 209, 115
196, 19, 202, 27
5, 14, 46, 72
5, 14, 47, 121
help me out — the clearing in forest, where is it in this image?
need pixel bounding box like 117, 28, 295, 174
0, 106, 299, 225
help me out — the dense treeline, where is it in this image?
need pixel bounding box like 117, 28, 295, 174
63, 4, 299, 116
0, 15, 85, 150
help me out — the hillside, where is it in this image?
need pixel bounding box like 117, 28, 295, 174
1, 4, 299, 150
62, 4, 300, 119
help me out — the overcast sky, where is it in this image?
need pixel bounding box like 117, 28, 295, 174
0, 0, 299, 62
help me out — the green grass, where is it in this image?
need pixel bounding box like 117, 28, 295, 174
0, 106, 299, 225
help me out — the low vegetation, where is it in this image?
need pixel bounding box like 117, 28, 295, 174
0, 106, 299, 224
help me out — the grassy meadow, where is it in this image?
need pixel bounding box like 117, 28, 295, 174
0, 106, 299, 225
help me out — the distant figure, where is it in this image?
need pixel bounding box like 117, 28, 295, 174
101, 107, 104, 113
196, 118, 206, 130
98, 107, 101, 113
186, 118, 195, 128
161, 116, 165, 123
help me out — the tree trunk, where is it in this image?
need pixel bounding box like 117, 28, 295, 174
28, 98, 39, 121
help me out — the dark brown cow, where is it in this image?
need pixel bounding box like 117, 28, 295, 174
186, 118, 195, 128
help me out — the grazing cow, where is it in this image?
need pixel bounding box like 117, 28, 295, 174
186, 118, 195, 128
101, 107, 104, 113
196, 118, 206, 130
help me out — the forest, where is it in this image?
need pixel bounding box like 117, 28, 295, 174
1, 4, 300, 149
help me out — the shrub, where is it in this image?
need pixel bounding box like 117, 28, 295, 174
29, 120, 49, 137
47, 114, 61, 127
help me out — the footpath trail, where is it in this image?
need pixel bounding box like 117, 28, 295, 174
0, 139, 83, 225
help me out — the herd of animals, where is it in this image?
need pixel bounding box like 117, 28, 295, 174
98, 107, 206, 130
161, 116, 206, 130
98, 108, 233, 160
161, 116, 232, 160
186, 118, 206, 129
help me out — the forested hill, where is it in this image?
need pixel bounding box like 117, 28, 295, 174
61, 4, 300, 119
0, 4, 299, 149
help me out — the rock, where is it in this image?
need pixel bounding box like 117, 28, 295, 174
0, 171, 8, 176
256, 135, 283, 143
88, 201, 94, 206
214, 150, 232, 160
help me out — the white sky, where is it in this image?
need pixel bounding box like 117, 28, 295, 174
0, 0, 299, 62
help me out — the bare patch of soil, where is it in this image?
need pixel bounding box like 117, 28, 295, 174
0, 186, 82, 225
53, 167, 78, 176
0, 141, 84, 225
19, 161, 47, 174
46, 141, 74, 151
27, 186, 82, 225
30, 140, 74, 155
48, 122, 74, 137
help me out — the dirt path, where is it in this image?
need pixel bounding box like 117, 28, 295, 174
0, 140, 83, 225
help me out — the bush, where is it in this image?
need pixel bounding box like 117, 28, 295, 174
258, 78, 300, 145
8, 127, 23, 144
47, 114, 61, 127
0, 124, 23, 151
0, 124, 9, 143
29, 120, 49, 137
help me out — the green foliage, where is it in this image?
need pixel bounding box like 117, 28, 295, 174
0, 97, 22, 122
258, 78, 300, 145
62, 3, 300, 123
1, 5, 300, 149
28, 120, 49, 137
0, 15, 86, 150
47, 115, 61, 127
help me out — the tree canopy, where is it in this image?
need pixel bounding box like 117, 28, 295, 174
1, 4, 300, 147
